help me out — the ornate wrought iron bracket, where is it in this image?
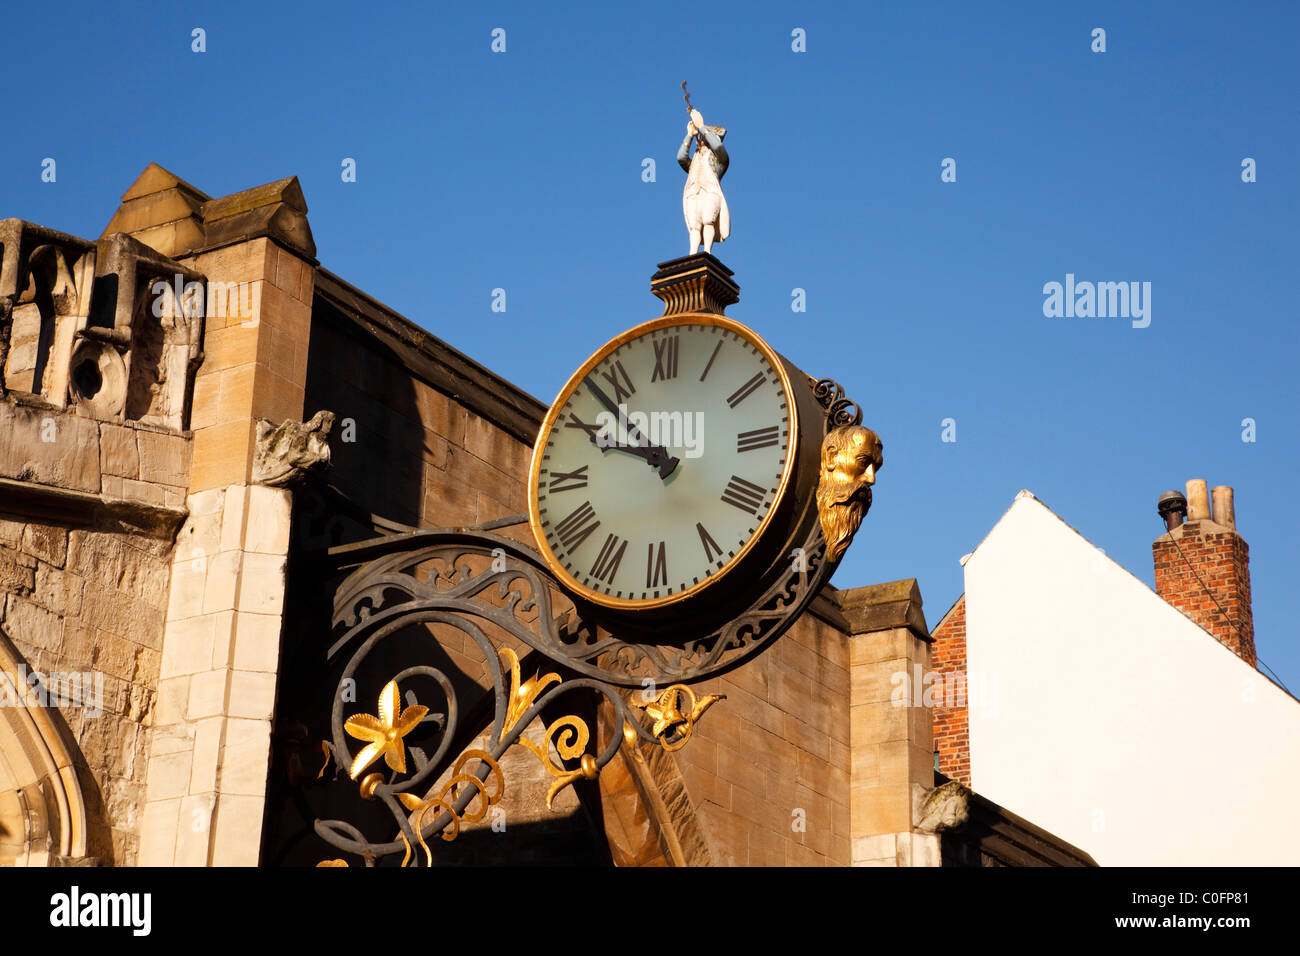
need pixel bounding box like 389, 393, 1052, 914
313, 517, 832, 866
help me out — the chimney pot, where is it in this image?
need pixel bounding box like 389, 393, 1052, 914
1185, 479, 1211, 521
1153, 481, 1255, 667
1157, 490, 1188, 531
1211, 485, 1235, 530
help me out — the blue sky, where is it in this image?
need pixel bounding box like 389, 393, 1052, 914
4, 1, 1297, 691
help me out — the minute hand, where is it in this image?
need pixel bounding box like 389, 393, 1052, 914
584, 380, 681, 480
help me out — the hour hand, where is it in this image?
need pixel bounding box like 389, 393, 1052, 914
625, 436, 679, 480
599, 411, 681, 480
584, 382, 681, 480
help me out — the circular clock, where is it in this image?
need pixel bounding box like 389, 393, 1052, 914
528, 313, 819, 616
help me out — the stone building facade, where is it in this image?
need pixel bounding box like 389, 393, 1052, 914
0, 165, 1091, 867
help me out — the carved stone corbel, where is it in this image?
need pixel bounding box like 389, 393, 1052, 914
254, 410, 336, 487
914, 780, 972, 833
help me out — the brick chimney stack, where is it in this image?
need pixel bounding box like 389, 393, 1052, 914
1152, 480, 1255, 666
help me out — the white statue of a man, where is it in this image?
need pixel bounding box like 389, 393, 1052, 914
678, 108, 729, 255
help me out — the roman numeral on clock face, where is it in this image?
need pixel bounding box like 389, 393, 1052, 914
646, 541, 668, 588
726, 372, 766, 408
590, 533, 627, 584
720, 475, 767, 515
599, 360, 636, 404
651, 335, 679, 381
737, 426, 780, 453
563, 412, 602, 442
697, 522, 722, 563
553, 501, 600, 553
548, 465, 588, 492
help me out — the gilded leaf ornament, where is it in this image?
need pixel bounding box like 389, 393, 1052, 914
636, 685, 725, 751
500, 647, 561, 733
344, 680, 429, 779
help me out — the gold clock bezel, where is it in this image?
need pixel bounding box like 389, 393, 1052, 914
527, 311, 800, 611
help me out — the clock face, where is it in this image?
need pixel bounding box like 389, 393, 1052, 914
528, 314, 797, 609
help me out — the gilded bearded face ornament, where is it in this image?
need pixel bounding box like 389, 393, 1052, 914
815, 425, 883, 563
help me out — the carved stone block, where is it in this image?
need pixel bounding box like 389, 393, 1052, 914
1, 220, 206, 432
252, 410, 335, 487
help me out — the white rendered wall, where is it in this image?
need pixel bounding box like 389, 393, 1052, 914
964, 491, 1300, 866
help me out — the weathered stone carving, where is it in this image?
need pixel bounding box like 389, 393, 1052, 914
912, 779, 1098, 865
815, 424, 883, 563
254, 411, 336, 487
66, 339, 128, 419
89, 234, 206, 430
915, 779, 972, 833
0, 219, 96, 403
0, 222, 205, 430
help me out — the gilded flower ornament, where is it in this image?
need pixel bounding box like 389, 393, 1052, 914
344, 680, 428, 779
638, 685, 724, 751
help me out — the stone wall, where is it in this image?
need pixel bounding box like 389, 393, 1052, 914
136, 231, 314, 866
138, 484, 291, 866
0, 380, 193, 866
0, 514, 173, 865
303, 300, 532, 538
2, 170, 319, 867
678, 613, 852, 865
845, 611, 935, 866
0, 400, 191, 507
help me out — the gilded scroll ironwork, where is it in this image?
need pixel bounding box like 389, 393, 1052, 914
313, 514, 833, 866
314, 614, 672, 866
